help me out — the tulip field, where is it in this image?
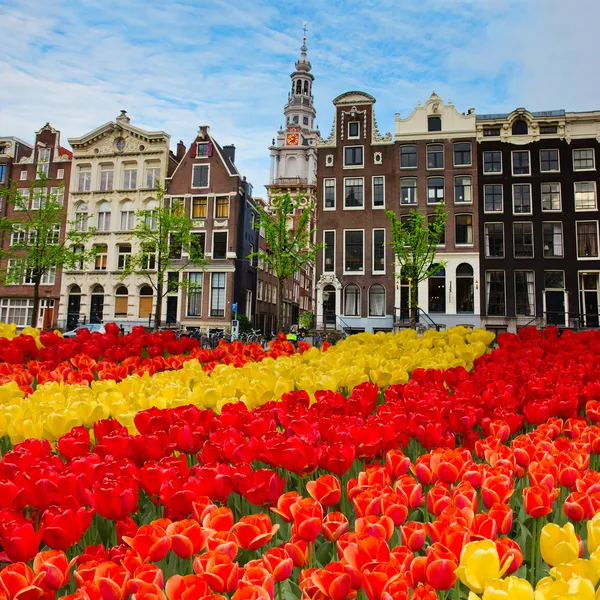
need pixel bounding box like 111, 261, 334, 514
3, 325, 600, 599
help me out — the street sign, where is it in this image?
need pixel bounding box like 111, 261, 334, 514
231, 303, 238, 313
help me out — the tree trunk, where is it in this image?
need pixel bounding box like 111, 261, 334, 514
277, 278, 285, 333
31, 281, 40, 328
154, 278, 163, 331
410, 280, 418, 330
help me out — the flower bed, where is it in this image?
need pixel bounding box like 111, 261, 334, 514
0, 323, 307, 395
3, 327, 600, 599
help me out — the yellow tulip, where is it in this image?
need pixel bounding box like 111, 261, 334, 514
456, 540, 512, 594
535, 575, 595, 600
540, 523, 580, 567
587, 513, 600, 554
467, 577, 534, 600
550, 560, 599, 587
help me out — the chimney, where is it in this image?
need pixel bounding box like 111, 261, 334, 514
176, 140, 186, 161
116, 110, 130, 124
223, 144, 236, 164
467, 108, 476, 115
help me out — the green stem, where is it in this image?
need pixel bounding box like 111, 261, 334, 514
454, 579, 460, 600
530, 517, 538, 587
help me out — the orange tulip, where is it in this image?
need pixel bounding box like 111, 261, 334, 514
306, 475, 342, 507
233, 515, 279, 551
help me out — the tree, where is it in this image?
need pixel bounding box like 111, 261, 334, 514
250, 192, 320, 332
0, 172, 95, 328
386, 204, 448, 329
120, 185, 206, 331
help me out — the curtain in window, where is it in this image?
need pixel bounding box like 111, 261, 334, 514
578, 223, 598, 257
369, 285, 385, 316
344, 285, 360, 316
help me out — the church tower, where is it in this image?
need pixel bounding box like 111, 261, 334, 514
267, 25, 319, 202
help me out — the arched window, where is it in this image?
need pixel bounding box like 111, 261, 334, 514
369, 285, 385, 317
90, 285, 104, 324
91, 285, 104, 295
512, 119, 528, 135
97, 201, 111, 232
139, 285, 153, 319
428, 266, 446, 313
120, 200, 135, 231
303, 80, 309, 95
115, 286, 128, 317
296, 80, 302, 94
75, 202, 88, 232
69, 284, 81, 294
344, 284, 360, 317
456, 263, 474, 314
117, 244, 131, 270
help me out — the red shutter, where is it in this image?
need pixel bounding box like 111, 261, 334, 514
207, 142, 213, 157
190, 143, 196, 157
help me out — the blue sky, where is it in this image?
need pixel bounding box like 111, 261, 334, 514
1, 0, 598, 196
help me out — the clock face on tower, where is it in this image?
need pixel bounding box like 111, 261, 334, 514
286, 133, 299, 146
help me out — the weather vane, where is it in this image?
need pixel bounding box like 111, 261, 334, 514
302, 21, 308, 42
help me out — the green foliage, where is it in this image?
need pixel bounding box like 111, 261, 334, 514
0, 172, 95, 326
234, 313, 253, 334
298, 311, 313, 329
249, 193, 320, 331
120, 185, 207, 330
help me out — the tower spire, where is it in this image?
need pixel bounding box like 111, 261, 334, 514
301, 21, 308, 53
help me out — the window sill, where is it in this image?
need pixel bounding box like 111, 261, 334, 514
543, 256, 564, 259
343, 271, 365, 276
343, 205, 365, 210
400, 166, 418, 170
372, 205, 385, 210
573, 168, 596, 172
540, 170, 560, 174
343, 165, 365, 170
456, 244, 475, 248
453, 163, 473, 168
511, 173, 531, 177
577, 256, 600, 260
323, 207, 336, 211
484, 256, 505, 260
483, 171, 503, 176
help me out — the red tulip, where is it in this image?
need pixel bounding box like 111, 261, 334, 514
193, 551, 239, 593
322, 512, 349, 543
0, 563, 45, 600
123, 522, 171, 563
233, 514, 279, 551
495, 538, 523, 574
424, 543, 457, 591
290, 498, 324, 542
481, 474, 514, 509
400, 522, 425, 552
57, 427, 91, 461
564, 491, 593, 522
33, 549, 75, 590
41, 505, 95, 550
166, 519, 206, 559
165, 574, 211, 600
355, 515, 395, 541
305, 563, 351, 600
487, 503, 513, 535
262, 548, 293, 582
306, 475, 341, 507
522, 485, 554, 518
0, 521, 44, 563
88, 475, 139, 521
385, 450, 411, 479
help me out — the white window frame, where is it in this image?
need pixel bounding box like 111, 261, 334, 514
484, 222, 505, 259
99, 164, 114, 192
31, 188, 47, 210
0, 298, 34, 325
455, 213, 474, 247
485, 270, 507, 316
426, 144, 444, 170
453, 142, 472, 167
50, 186, 64, 205
541, 182, 562, 212
343, 177, 365, 210
542, 221, 564, 258
573, 148, 596, 171
78, 167, 91, 192
511, 150, 531, 176
512, 183, 533, 216
454, 175, 473, 205
15, 188, 30, 211
196, 142, 209, 158
122, 164, 138, 190
186, 272, 203, 317
427, 176, 445, 205
576, 220, 600, 260
514, 270, 536, 317
539, 149, 560, 173
57, 169, 64, 180
482, 151, 502, 175
400, 145, 418, 169
343, 229, 365, 275
20, 170, 28, 181
145, 164, 161, 189
372, 228, 386, 274
343, 284, 361, 317
323, 230, 336, 274
343, 145, 364, 169
209, 272, 227, 317
10, 226, 26, 246
347, 121, 360, 140
483, 184, 503, 214
368, 285, 386, 318
574, 181, 597, 211
372, 176, 385, 209
192, 164, 210, 189
400, 177, 418, 206
323, 179, 336, 211
513, 221, 535, 259
214, 196, 230, 220
212, 230, 228, 259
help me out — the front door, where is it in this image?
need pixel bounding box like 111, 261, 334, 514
324, 288, 336, 326
545, 291, 565, 326
166, 297, 178, 324
581, 273, 600, 328
42, 301, 55, 330
90, 295, 104, 324
67, 294, 81, 329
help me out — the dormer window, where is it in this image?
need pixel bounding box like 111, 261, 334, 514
196, 143, 209, 158
348, 121, 360, 139
512, 119, 528, 135
428, 116, 442, 132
